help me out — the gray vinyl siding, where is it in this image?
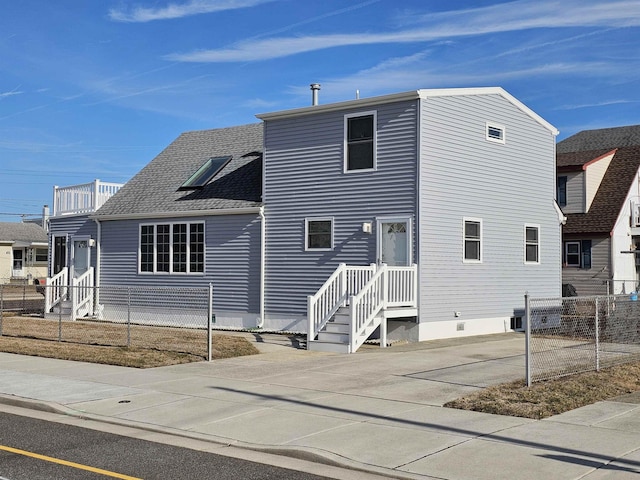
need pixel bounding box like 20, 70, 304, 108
419, 94, 560, 323
264, 100, 418, 316
562, 237, 610, 296
98, 214, 261, 313
48, 215, 98, 274
562, 171, 584, 214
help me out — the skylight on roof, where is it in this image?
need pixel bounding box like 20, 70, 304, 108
180, 155, 232, 190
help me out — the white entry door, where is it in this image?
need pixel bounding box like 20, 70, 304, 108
72, 239, 90, 278
378, 217, 412, 266
12, 249, 24, 277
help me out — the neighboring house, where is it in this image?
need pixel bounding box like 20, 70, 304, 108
0, 221, 48, 283
556, 125, 640, 296
47, 87, 561, 352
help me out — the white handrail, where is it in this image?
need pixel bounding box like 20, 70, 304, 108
350, 265, 387, 352
45, 268, 68, 312
307, 264, 376, 344
72, 267, 94, 319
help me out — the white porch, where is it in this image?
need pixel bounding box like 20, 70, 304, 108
307, 263, 418, 354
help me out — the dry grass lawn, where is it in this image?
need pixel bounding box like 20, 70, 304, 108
444, 361, 640, 419
0, 314, 259, 368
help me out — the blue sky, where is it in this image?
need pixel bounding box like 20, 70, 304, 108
1, 0, 639, 221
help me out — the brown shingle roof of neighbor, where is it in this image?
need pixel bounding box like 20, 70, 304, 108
0, 222, 48, 244
561, 146, 640, 235
95, 123, 263, 217
557, 124, 640, 153
556, 148, 615, 171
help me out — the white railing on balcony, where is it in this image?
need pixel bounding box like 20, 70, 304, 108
307, 263, 418, 351
53, 179, 123, 216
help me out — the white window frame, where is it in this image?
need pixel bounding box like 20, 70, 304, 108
463, 218, 483, 263
305, 217, 334, 251
486, 122, 506, 144
138, 221, 205, 275
565, 241, 581, 267
344, 111, 377, 173
524, 224, 540, 264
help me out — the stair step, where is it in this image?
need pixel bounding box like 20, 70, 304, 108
307, 341, 351, 354
324, 321, 349, 334
318, 331, 349, 343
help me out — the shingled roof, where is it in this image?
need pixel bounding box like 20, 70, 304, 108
95, 123, 263, 217
561, 146, 640, 235
0, 222, 48, 244
557, 125, 640, 153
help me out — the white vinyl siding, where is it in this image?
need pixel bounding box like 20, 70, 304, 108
420, 93, 560, 323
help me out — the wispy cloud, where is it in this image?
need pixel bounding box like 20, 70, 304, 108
554, 99, 639, 110
109, 0, 275, 23
166, 0, 640, 62
0, 88, 23, 100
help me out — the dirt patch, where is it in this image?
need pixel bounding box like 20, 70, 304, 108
445, 361, 640, 419
0, 314, 259, 368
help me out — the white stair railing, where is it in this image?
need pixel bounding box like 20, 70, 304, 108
45, 268, 68, 313
72, 267, 94, 319
349, 265, 388, 353
307, 264, 376, 344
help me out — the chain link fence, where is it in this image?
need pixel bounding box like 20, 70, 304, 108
526, 293, 640, 384
0, 284, 215, 360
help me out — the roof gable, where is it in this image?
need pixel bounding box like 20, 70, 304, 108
95, 123, 263, 218
562, 146, 640, 235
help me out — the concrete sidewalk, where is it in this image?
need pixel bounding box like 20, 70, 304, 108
2, 332, 640, 479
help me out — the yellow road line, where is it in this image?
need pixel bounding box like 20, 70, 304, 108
0, 444, 142, 480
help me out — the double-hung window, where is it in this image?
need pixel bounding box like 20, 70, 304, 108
345, 112, 376, 171
306, 218, 333, 251
140, 222, 204, 274
564, 240, 591, 269
463, 218, 482, 262
525, 225, 540, 264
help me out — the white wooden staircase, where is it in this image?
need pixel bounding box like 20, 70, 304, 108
307, 263, 418, 353
44, 267, 95, 320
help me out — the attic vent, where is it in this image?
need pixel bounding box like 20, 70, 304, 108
180, 155, 232, 190
486, 123, 505, 144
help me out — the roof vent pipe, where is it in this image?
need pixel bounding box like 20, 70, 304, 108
310, 83, 321, 106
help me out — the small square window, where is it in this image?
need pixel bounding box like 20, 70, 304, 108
306, 219, 333, 250
486, 123, 505, 144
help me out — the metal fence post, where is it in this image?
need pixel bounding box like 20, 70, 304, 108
595, 297, 600, 372
207, 283, 213, 362
525, 292, 531, 387
127, 287, 131, 347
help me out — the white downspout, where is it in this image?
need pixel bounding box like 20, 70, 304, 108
257, 206, 265, 328
93, 218, 101, 315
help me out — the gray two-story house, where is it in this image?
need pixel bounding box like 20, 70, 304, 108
46, 87, 561, 352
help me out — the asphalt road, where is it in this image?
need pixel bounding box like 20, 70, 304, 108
0, 411, 334, 480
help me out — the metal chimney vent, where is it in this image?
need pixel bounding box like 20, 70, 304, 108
310, 83, 321, 106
